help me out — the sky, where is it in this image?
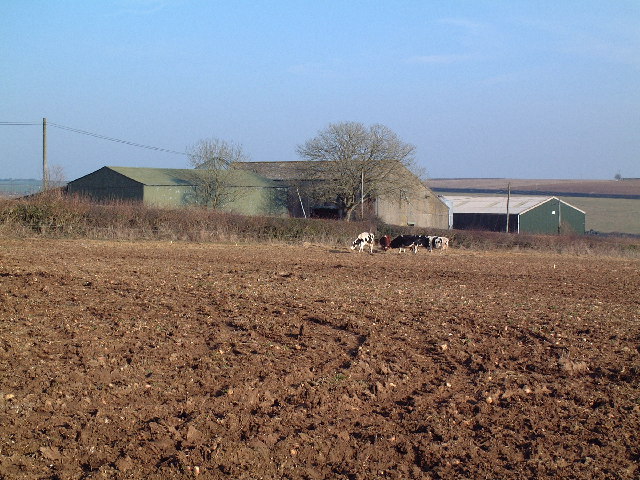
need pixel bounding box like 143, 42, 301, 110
1, 0, 639, 181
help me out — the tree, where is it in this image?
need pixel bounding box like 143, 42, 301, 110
296, 121, 420, 221
186, 138, 249, 208
46, 164, 66, 190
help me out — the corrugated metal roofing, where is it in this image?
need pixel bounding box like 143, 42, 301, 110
444, 195, 557, 214
107, 166, 277, 187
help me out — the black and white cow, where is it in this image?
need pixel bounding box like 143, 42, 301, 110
432, 236, 449, 250
417, 235, 437, 252
427, 235, 438, 252
351, 232, 375, 253
390, 234, 436, 253
389, 235, 420, 253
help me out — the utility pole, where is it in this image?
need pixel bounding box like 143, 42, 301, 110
42, 117, 48, 191
505, 182, 511, 233
558, 199, 562, 234
361, 169, 364, 220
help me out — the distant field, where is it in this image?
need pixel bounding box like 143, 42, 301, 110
427, 178, 640, 197
560, 196, 640, 235
0, 179, 42, 197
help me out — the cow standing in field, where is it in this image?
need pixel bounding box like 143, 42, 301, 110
389, 234, 436, 253
433, 236, 449, 250
390, 235, 421, 253
351, 232, 376, 253
419, 235, 435, 252
379, 235, 391, 251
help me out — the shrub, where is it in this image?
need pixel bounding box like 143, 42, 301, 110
0, 195, 637, 257
1, 193, 87, 234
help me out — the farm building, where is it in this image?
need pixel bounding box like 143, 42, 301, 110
444, 195, 586, 234
234, 161, 450, 229
66, 166, 288, 216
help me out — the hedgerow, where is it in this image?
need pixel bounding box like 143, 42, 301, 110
0, 194, 637, 257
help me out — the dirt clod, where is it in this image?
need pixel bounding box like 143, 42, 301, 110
1, 238, 638, 479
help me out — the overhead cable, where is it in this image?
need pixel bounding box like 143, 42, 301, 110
48, 122, 188, 156
2, 120, 191, 158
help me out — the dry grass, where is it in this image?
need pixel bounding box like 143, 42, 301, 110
1, 194, 638, 257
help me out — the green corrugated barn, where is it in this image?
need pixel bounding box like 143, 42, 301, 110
67, 166, 288, 216
444, 195, 586, 234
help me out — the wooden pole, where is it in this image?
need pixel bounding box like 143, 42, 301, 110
42, 117, 48, 191
505, 182, 510, 233
361, 169, 364, 220
558, 199, 562, 234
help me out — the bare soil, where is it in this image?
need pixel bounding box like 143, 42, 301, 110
1, 238, 639, 480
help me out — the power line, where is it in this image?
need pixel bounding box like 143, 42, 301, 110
1, 120, 188, 156
48, 122, 188, 156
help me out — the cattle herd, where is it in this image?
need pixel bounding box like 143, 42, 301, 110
350, 232, 449, 254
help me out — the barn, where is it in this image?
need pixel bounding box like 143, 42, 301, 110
66, 166, 288, 216
444, 195, 586, 234
234, 161, 450, 229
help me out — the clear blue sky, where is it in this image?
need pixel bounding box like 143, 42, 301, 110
2, 0, 639, 181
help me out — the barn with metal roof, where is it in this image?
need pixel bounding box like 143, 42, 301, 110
66, 166, 288, 216
443, 195, 586, 234
234, 161, 450, 228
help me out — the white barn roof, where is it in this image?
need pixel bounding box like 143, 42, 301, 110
443, 195, 585, 215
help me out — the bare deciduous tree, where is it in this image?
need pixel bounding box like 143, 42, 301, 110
41, 164, 67, 198
297, 122, 421, 221
186, 138, 249, 208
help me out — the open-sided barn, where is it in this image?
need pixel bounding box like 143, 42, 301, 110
444, 195, 586, 234
234, 161, 450, 229
66, 166, 288, 216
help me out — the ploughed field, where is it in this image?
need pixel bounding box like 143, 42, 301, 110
1, 238, 639, 480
